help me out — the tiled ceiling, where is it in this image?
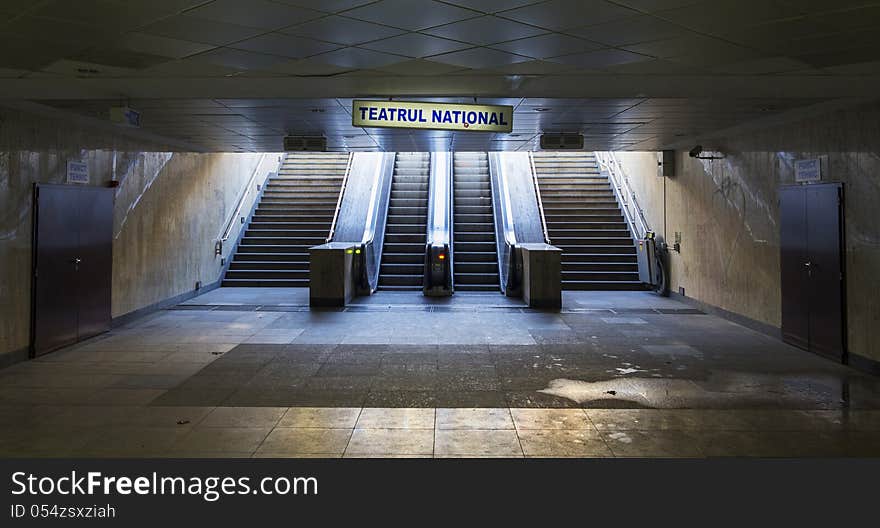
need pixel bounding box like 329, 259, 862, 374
1, 0, 879, 151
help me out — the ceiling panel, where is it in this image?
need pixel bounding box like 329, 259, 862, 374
443, 0, 537, 13
185, 0, 324, 30
429, 47, 531, 68
283, 16, 406, 45
190, 48, 290, 70
499, 0, 636, 31
425, 15, 547, 45
360, 33, 473, 58
229, 33, 340, 58
547, 49, 652, 68
343, 0, 480, 31
312, 47, 408, 68
569, 14, 689, 46
115, 33, 216, 59
141, 15, 265, 46
490, 34, 602, 59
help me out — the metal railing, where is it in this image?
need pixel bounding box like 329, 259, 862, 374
596, 151, 651, 240
528, 151, 551, 244
326, 152, 354, 242
218, 153, 273, 248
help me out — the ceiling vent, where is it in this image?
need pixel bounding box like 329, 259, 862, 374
539, 133, 584, 150
283, 136, 327, 152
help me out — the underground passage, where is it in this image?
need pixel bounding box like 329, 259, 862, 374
2, 0, 880, 471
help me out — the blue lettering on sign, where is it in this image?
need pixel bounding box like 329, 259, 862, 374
359, 104, 508, 128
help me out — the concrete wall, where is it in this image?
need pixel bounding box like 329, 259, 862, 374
0, 107, 263, 364
616, 100, 880, 365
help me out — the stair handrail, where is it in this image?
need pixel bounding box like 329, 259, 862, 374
528, 151, 551, 244
326, 152, 354, 242
595, 151, 650, 240
218, 152, 274, 246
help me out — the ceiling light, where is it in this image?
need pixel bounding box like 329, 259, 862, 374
533, 108, 550, 112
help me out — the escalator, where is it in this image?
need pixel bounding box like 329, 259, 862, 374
452, 152, 499, 291
377, 152, 430, 290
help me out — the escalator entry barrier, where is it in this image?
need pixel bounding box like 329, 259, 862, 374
424, 243, 452, 296
637, 233, 669, 296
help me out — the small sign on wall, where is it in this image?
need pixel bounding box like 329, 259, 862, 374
66, 160, 89, 184
794, 158, 822, 183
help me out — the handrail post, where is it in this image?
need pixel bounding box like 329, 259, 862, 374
326, 151, 354, 243
528, 151, 551, 244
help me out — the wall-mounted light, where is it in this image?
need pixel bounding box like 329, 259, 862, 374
688, 145, 725, 160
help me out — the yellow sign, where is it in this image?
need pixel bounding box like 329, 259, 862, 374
352, 100, 513, 133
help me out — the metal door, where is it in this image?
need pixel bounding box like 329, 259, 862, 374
805, 183, 845, 361
779, 186, 809, 351
31, 184, 80, 355
779, 183, 845, 362
75, 187, 114, 340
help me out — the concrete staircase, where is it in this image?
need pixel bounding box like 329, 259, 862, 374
378, 152, 430, 291
533, 151, 641, 291
453, 152, 499, 291
222, 152, 348, 287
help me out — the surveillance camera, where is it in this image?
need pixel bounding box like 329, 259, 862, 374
689, 145, 703, 158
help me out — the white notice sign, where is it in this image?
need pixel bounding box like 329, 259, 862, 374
794, 158, 821, 183
66, 161, 89, 184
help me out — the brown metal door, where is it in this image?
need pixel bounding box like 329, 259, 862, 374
779, 186, 809, 351
76, 187, 114, 340
805, 183, 845, 361
32, 184, 80, 356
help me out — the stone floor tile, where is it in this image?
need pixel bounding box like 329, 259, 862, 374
517, 429, 613, 457
200, 407, 287, 428
436, 408, 514, 430
511, 409, 592, 430
345, 428, 434, 455
601, 430, 706, 457
356, 408, 435, 429
434, 430, 522, 457
172, 427, 272, 453
256, 427, 352, 456
278, 407, 361, 428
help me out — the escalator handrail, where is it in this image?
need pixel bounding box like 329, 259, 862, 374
359, 152, 396, 293
488, 152, 518, 294
424, 151, 453, 293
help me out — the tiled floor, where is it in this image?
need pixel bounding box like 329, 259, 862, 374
2, 288, 879, 458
